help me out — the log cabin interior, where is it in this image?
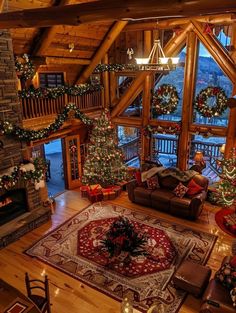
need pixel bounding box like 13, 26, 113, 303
0, 0, 236, 313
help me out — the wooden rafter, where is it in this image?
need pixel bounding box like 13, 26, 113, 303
76, 21, 128, 84
46, 57, 90, 65
191, 20, 236, 84
0, 0, 236, 28
124, 14, 236, 31
111, 23, 192, 118
30, 0, 70, 56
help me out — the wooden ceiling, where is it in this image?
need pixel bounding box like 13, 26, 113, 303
3, 0, 236, 84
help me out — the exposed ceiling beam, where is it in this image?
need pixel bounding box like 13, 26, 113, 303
0, 0, 236, 28
76, 21, 128, 84
46, 56, 90, 65
30, 0, 70, 56
124, 14, 236, 31
191, 20, 236, 84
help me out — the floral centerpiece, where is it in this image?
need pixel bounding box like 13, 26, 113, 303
100, 216, 148, 263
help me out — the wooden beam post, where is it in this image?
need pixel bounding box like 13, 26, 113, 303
225, 98, 236, 157
141, 74, 152, 163
178, 31, 198, 170
76, 21, 128, 84
144, 30, 152, 56
191, 20, 236, 84
109, 71, 118, 107
101, 53, 110, 108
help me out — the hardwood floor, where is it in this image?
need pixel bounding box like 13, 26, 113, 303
0, 189, 233, 313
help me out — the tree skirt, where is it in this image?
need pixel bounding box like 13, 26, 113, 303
25, 203, 217, 313
215, 208, 236, 238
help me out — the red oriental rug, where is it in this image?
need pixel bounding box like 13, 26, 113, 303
25, 203, 217, 313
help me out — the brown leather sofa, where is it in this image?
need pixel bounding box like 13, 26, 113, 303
200, 256, 235, 313
127, 168, 209, 220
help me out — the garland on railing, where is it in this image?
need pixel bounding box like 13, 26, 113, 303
15, 54, 35, 81
94, 63, 139, 73
18, 83, 103, 99
0, 158, 47, 191
0, 103, 93, 142
142, 123, 181, 137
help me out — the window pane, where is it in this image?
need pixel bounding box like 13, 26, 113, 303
194, 42, 232, 127
151, 133, 179, 168
189, 134, 226, 183
151, 48, 186, 122
117, 126, 140, 167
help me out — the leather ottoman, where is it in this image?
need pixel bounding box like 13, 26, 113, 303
173, 260, 212, 297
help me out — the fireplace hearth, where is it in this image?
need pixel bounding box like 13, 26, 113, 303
0, 188, 28, 226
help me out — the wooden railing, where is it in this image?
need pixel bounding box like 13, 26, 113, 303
151, 135, 222, 174
119, 138, 139, 162
21, 90, 104, 120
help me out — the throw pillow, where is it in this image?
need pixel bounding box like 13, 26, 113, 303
186, 178, 204, 196
215, 262, 236, 290
135, 171, 142, 186
147, 175, 160, 190
230, 287, 236, 307
173, 182, 188, 198
230, 256, 236, 268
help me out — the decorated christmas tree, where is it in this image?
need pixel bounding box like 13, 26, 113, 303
216, 148, 236, 207
82, 110, 127, 187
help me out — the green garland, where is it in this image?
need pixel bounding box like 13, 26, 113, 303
94, 63, 139, 73
143, 123, 181, 137
194, 86, 228, 118
152, 84, 179, 117
0, 103, 92, 142
15, 54, 35, 81
19, 83, 103, 99
0, 158, 47, 191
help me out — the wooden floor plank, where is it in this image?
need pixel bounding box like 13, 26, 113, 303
0, 189, 233, 313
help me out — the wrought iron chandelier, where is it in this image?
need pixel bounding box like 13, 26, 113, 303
135, 39, 179, 71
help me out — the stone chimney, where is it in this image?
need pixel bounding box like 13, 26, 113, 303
0, 30, 51, 249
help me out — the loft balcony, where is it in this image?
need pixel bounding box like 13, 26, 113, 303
20, 89, 104, 130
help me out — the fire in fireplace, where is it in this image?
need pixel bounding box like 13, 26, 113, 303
0, 188, 28, 226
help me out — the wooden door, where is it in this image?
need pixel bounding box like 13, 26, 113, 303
64, 135, 82, 189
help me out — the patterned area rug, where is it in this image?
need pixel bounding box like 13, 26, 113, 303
25, 203, 217, 313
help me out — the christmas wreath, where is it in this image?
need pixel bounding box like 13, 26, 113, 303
152, 84, 179, 117
194, 86, 228, 118
15, 54, 35, 81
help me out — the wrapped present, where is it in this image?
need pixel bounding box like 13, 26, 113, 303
80, 185, 89, 198
102, 187, 115, 200
87, 189, 103, 203
90, 184, 102, 192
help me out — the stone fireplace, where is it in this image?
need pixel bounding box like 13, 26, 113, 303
0, 30, 51, 249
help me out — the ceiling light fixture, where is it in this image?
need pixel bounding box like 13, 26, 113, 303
135, 39, 179, 71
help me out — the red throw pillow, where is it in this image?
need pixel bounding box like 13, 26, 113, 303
135, 171, 142, 186
230, 256, 236, 268
186, 179, 204, 196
